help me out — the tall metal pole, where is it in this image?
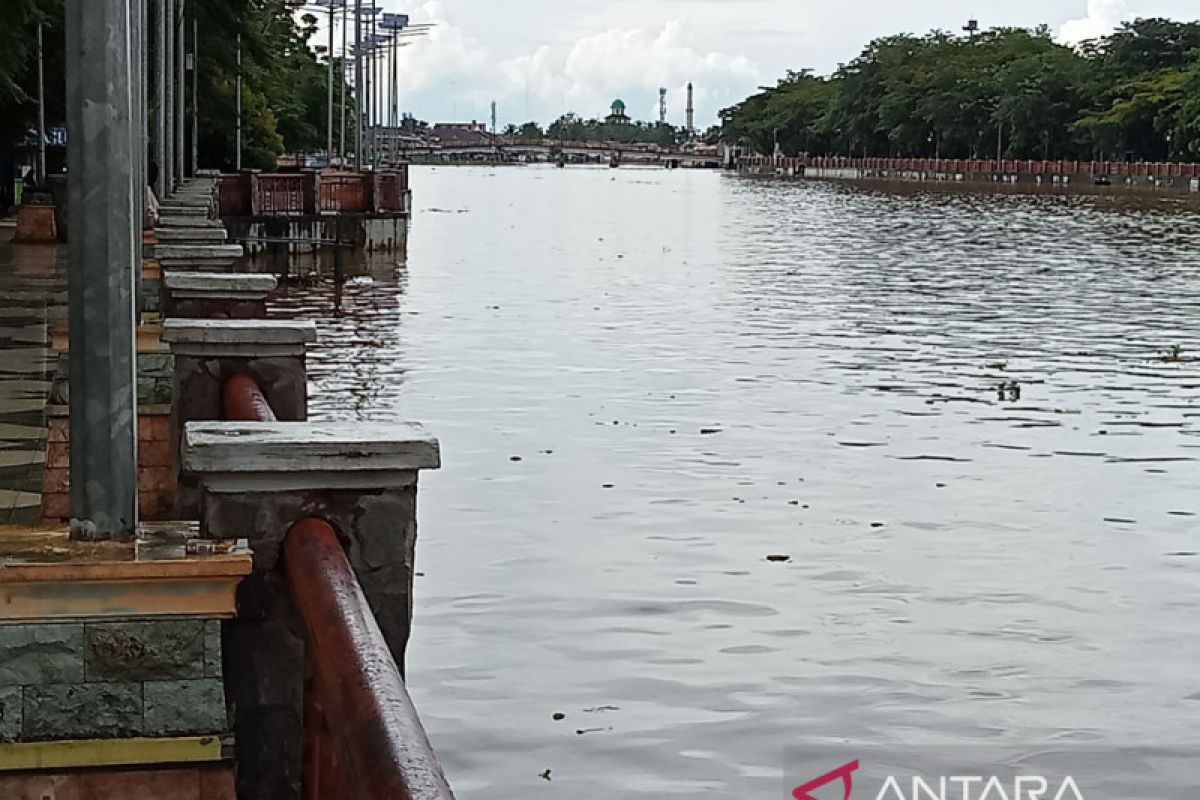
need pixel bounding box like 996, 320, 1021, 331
156, 0, 167, 198
235, 33, 243, 171
372, 13, 380, 167
364, 38, 372, 166
354, 0, 362, 170
64, 0, 140, 539
133, 0, 145, 309
139, 0, 148, 211
35, 24, 47, 184
327, 3, 335, 163
390, 33, 399, 164
164, 0, 174, 192
176, 0, 186, 180
340, 1, 347, 159
191, 14, 198, 174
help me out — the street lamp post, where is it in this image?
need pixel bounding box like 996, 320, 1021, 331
191, 14, 198, 175
156, 0, 167, 197
164, 0, 174, 191
340, 0, 348, 159
379, 13, 410, 166
313, 0, 342, 164
35, 24, 47, 184
354, 0, 363, 169
235, 32, 242, 171
176, 0, 186, 181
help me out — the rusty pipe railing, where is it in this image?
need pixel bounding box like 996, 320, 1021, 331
218, 372, 453, 798
222, 372, 277, 422
284, 517, 455, 800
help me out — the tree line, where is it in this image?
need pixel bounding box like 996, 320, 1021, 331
0, 0, 352, 172
721, 19, 1200, 162
515, 115, 700, 147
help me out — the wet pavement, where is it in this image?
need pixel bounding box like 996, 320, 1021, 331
276, 167, 1200, 798
0, 233, 63, 524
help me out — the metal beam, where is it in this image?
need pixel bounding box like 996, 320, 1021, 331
64, 0, 140, 539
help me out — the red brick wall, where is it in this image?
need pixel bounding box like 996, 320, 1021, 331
42, 414, 176, 522
0, 765, 235, 800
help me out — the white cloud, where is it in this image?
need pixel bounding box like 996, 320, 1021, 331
1059, 0, 1130, 44
390, 8, 759, 126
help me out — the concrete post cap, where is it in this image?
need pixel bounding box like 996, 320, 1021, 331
163, 271, 278, 298
182, 421, 441, 491
161, 318, 317, 357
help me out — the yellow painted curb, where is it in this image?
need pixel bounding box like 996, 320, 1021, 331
0, 736, 226, 772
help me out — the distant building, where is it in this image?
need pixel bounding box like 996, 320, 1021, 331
431, 122, 494, 146
605, 99, 630, 125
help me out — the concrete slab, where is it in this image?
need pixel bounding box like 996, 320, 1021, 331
183, 421, 440, 485
161, 318, 315, 358
162, 272, 276, 299
157, 228, 226, 243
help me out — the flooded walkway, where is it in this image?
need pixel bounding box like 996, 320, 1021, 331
0, 232, 62, 524
278, 166, 1200, 797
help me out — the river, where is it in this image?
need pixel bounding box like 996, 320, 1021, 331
270, 167, 1200, 798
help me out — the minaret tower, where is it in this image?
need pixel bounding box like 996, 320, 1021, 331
686, 82, 694, 135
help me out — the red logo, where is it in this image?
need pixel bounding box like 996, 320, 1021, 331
793, 760, 860, 800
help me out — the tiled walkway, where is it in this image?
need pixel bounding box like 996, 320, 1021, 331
0, 230, 64, 524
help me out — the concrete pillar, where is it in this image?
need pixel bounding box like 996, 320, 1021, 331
154, 243, 245, 272
161, 318, 316, 517
181, 420, 440, 800
64, 0, 140, 539
164, 0, 175, 193
176, 0, 186, 183
155, 0, 167, 200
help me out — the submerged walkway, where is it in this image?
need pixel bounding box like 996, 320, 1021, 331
0, 230, 64, 524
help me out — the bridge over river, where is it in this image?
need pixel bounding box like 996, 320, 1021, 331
395, 139, 722, 168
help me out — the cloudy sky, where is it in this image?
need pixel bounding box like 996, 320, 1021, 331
317, 0, 1198, 129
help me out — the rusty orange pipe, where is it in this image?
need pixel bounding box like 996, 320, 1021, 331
222, 372, 277, 422
283, 517, 455, 800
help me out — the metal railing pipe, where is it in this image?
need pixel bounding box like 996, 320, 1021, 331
284, 517, 455, 800
223, 373, 277, 422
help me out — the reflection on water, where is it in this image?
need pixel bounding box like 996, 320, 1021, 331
269, 167, 1200, 798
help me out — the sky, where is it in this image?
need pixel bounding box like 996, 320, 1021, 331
309, 0, 1199, 129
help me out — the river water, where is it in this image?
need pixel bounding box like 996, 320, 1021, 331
271, 167, 1200, 798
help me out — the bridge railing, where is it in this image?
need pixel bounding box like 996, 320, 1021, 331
218, 167, 411, 216
320, 173, 370, 213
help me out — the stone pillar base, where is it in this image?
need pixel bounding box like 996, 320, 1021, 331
10, 205, 57, 244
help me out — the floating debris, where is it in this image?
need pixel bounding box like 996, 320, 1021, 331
552, 712, 566, 721
766, 554, 791, 563
700, 427, 723, 435
510, 456, 523, 462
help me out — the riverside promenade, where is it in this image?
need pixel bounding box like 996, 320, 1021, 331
0, 227, 61, 525
739, 154, 1200, 193
0, 178, 454, 798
